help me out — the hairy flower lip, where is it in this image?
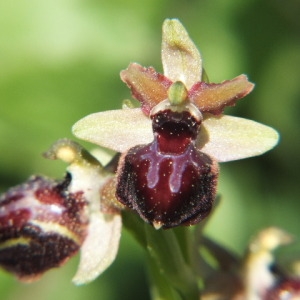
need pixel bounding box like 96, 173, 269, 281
115, 106, 219, 229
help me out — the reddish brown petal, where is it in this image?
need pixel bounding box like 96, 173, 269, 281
120, 63, 172, 115
189, 75, 254, 114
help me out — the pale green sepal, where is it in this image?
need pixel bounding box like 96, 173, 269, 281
72, 108, 153, 152
199, 115, 279, 162
72, 212, 122, 285
162, 19, 202, 89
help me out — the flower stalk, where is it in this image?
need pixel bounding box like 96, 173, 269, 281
122, 210, 200, 299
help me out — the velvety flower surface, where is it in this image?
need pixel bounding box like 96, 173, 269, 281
73, 19, 279, 229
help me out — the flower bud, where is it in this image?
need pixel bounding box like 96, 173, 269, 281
0, 175, 88, 281
264, 279, 300, 300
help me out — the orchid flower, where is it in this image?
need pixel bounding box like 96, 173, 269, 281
0, 139, 121, 285
73, 19, 279, 229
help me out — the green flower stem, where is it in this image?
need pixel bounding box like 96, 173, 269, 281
146, 254, 182, 300
172, 227, 190, 263
123, 212, 180, 299
145, 224, 200, 300
122, 211, 200, 300
122, 210, 147, 248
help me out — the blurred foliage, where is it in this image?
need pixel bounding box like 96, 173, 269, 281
0, 0, 299, 299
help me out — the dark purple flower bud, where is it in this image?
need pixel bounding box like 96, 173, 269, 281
116, 99, 218, 229
0, 175, 88, 282
264, 279, 300, 300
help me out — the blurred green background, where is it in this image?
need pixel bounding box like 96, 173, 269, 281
0, 0, 299, 299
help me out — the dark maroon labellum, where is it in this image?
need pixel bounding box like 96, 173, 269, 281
0, 175, 88, 281
116, 107, 218, 229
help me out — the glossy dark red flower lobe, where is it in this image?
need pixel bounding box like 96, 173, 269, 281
116, 104, 218, 229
